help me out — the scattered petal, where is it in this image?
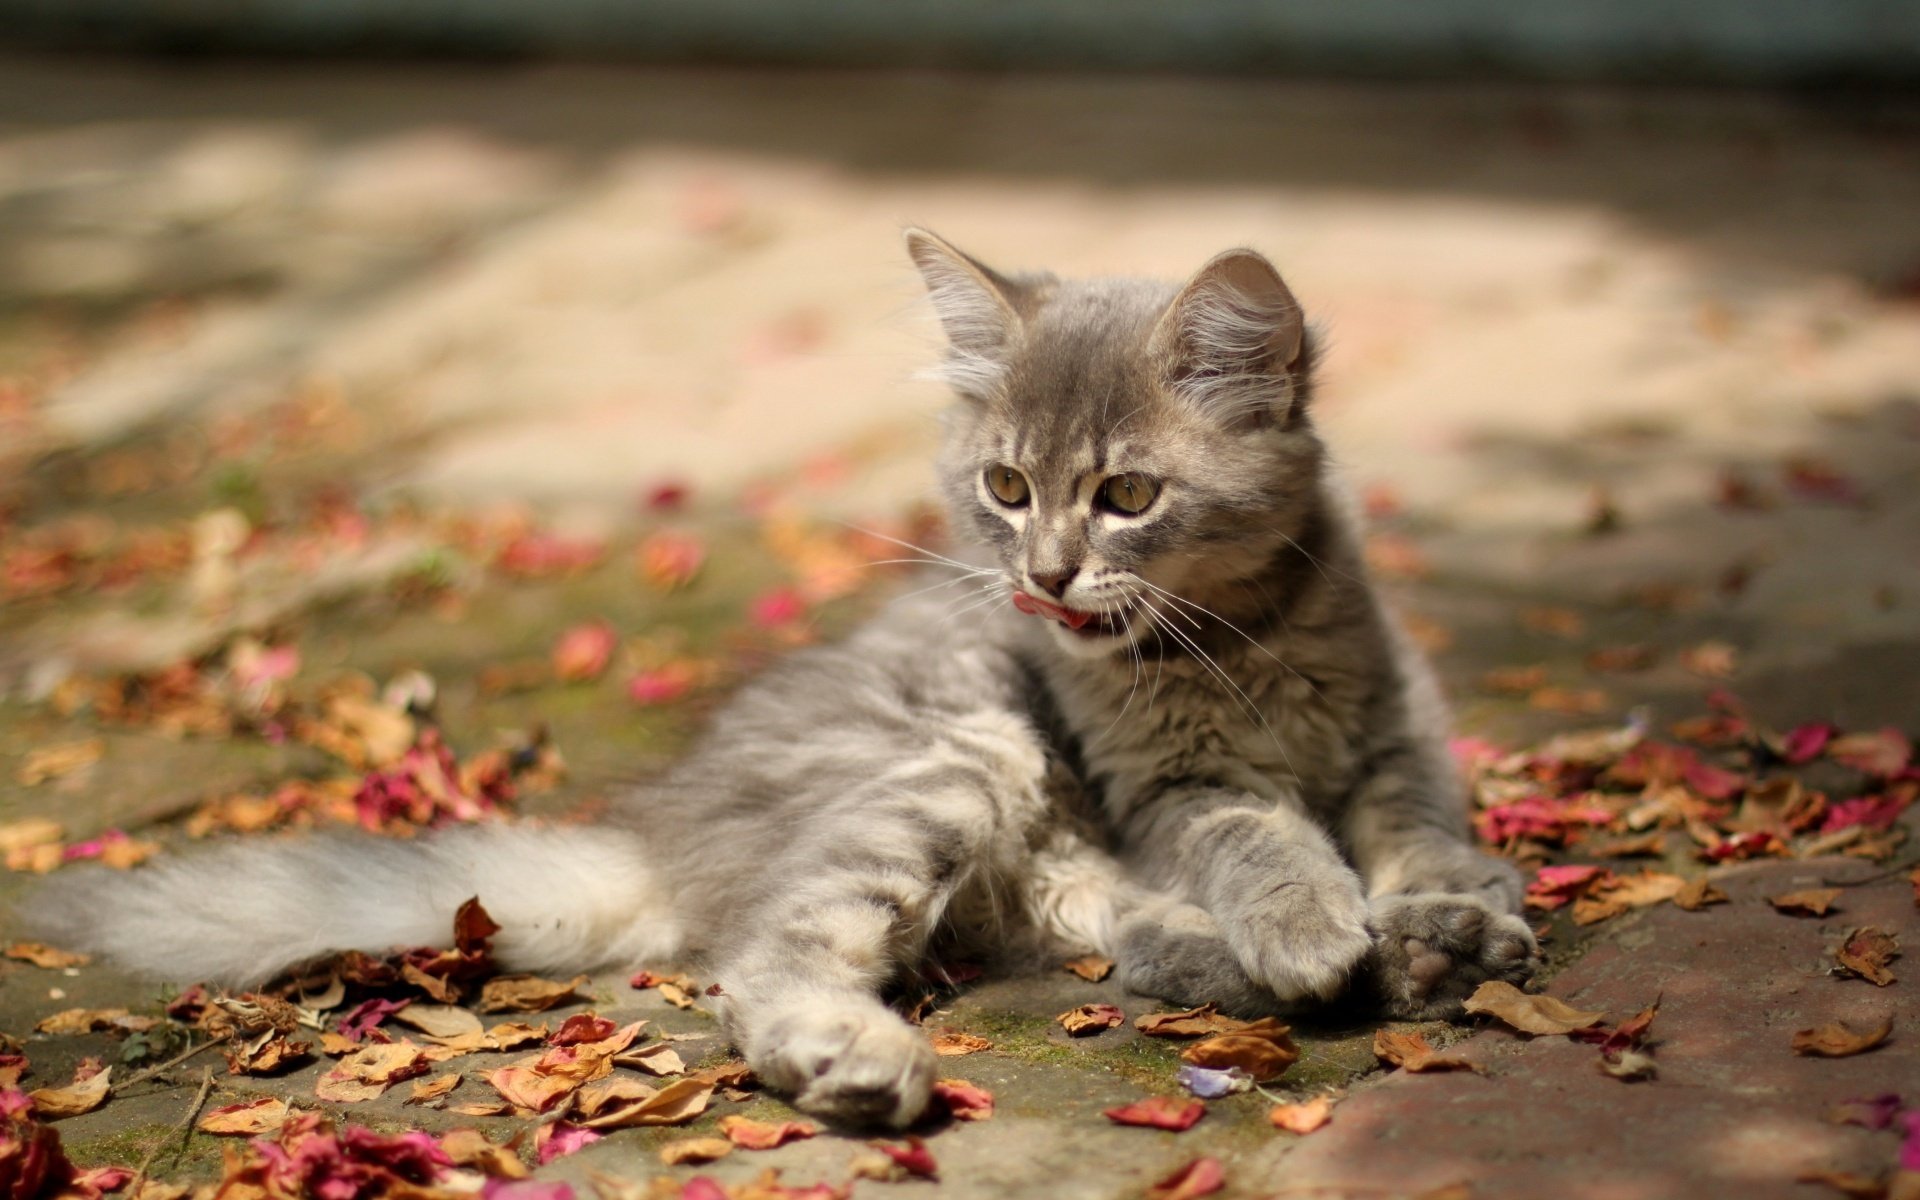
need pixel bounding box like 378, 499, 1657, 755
1269, 1095, 1336, 1134
930, 1078, 994, 1121
1149, 1157, 1225, 1200
1176, 1065, 1251, 1100
873, 1136, 937, 1178
1057, 1003, 1126, 1037
1063, 955, 1115, 982
1770, 888, 1844, 917
1373, 1029, 1482, 1074
1826, 1095, 1903, 1131
719, 1115, 818, 1150
315, 1042, 428, 1102
1104, 1096, 1205, 1131
534, 1121, 602, 1165
659, 1137, 734, 1166
552, 622, 619, 683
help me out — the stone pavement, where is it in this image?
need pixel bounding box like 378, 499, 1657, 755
1, 54, 1917, 1200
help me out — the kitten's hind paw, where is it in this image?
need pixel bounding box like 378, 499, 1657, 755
1362, 893, 1538, 1020
744, 1002, 936, 1129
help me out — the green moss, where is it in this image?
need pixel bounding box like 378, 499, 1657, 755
67, 1126, 227, 1180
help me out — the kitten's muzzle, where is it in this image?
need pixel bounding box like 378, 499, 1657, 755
1011, 590, 1127, 638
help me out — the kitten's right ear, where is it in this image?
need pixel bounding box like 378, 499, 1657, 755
904, 228, 1023, 360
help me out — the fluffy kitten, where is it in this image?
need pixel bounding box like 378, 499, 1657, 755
28, 231, 1535, 1128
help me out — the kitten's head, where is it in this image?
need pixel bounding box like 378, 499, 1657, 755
907, 229, 1326, 661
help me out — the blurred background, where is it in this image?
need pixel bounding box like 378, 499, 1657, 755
1, 3, 1918, 828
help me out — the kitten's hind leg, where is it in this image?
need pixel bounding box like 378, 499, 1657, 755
708, 782, 1024, 1128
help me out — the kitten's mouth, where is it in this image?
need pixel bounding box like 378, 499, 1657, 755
1011, 591, 1128, 639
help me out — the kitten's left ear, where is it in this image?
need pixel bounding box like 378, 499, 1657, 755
904, 228, 1025, 361
1152, 248, 1307, 427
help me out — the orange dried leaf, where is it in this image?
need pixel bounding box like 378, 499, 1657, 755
29, 1065, 111, 1118
1769, 888, 1843, 917
476, 974, 588, 1013
1150, 1157, 1226, 1200
1269, 1095, 1336, 1134
1834, 927, 1899, 986
1135, 1005, 1243, 1039
197, 1098, 290, 1136
576, 1077, 714, 1129
1063, 955, 1115, 982
1792, 1016, 1892, 1058
1373, 1029, 1482, 1074
406, 1073, 462, 1105
1178, 1019, 1299, 1082
1673, 878, 1730, 911
931, 1078, 994, 1122
930, 1029, 992, 1057
3, 943, 89, 969
315, 1041, 427, 1102
719, 1114, 818, 1150
1104, 1095, 1205, 1131
658, 1137, 733, 1166
17, 739, 105, 786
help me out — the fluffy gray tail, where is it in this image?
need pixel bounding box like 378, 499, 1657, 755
20, 823, 683, 988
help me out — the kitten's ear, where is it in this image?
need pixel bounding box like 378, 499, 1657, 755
1152, 248, 1307, 428
904, 228, 1024, 360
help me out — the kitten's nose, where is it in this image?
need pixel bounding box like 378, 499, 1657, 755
1029, 567, 1077, 599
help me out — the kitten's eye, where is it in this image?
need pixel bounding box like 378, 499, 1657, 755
985, 464, 1030, 507
1100, 473, 1158, 516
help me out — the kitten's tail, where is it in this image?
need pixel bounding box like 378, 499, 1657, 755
20, 823, 681, 988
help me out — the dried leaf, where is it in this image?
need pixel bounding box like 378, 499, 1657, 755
1680, 641, 1740, 679
1673, 878, 1730, 911
930, 1078, 994, 1122
315, 1042, 428, 1102
477, 974, 588, 1014
17, 739, 105, 785
197, 1098, 290, 1136
1770, 889, 1844, 917
659, 1137, 734, 1166
552, 622, 619, 683
719, 1115, 818, 1150
1834, 927, 1900, 986
872, 1136, 937, 1178
34, 1008, 129, 1035
1135, 1005, 1243, 1039
392, 1004, 484, 1040
930, 1029, 992, 1057
1057, 1003, 1126, 1036
441, 1128, 529, 1178
1268, 1095, 1336, 1134
29, 1065, 111, 1118
1572, 870, 1687, 925
1150, 1157, 1226, 1200
1373, 1029, 1482, 1074
1463, 981, 1606, 1035
1178, 1019, 1299, 1082
1104, 1096, 1206, 1131
613, 1043, 686, 1077
3, 943, 88, 969
1792, 1017, 1892, 1058
406, 1074, 462, 1105
534, 1121, 602, 1165
576, 1077, 713, 1129
1063, 956, 1115, 982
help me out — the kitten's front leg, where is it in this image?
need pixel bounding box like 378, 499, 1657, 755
1124, 790, 1373, 1004
1344, 755, 1539, 1019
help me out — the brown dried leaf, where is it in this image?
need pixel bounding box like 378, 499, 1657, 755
1834, 927, 1900, 986
1268, 1095, 1336, 1134
225, 1031, 311, 1076
719, 1114, 818, 1150
197, 1098, 290, 1136
1373, 1029, 1482, 1074
1770, 888, 1843, 917
1463, 981, 1606, 1035
1792, 1016, 1893, 1058
658, 1137, 733, 1166
1135, 1005, 1244, 1039
315, 1041, 428, 1102
576, 1076, 714, 1129
1063, 955, 1115, 982
29, 1065, 111, 1118
1179, 1019, 1299, 1082
1680, 641, 1739, 679
613, 1043, 686, 1077
34, 1008, 129, 1035
656, 983, 695, 1010
1057, 1003, 1126, 1036
1673, 878, 1729, 911
392, 1004, 484, 1039
3, 943, 89, 969
1572, 870, 1686, 925
930, 1029, 992, 1057
476, 973, 588, 1014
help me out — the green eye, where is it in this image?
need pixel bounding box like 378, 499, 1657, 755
1101, 473, 1158, 515
985, 464, 1030, 506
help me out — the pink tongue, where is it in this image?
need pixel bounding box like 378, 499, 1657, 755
1011, 591, 1093, 629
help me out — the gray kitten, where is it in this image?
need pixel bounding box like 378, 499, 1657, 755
28, 231, 1535, 1128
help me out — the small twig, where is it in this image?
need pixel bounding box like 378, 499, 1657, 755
130, 1066, 214, 1191
115, 1034, 231, 1093
1817, 858, 1919, 889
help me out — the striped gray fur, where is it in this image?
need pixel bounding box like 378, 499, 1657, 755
27, 232, 1534, 1128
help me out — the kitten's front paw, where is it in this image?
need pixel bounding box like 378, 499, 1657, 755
744, 1002, 935, 1129
1224, 872, 1375, 1004
1116, 902, 1279, 1018
1363, 893, 1538, 1020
